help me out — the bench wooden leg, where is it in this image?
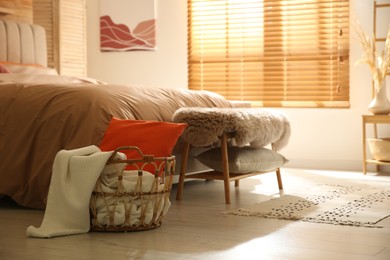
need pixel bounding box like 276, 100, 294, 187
176, 142, 190, 200
271, 143, 284, 190
221, 133, 231, 204
276, 168, 283, 190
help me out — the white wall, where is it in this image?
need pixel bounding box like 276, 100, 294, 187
86, 0, 390, 172
86, 0, 188, 88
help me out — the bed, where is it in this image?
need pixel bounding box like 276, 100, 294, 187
0, 19, 234, 209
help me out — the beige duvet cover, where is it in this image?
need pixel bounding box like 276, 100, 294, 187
0, 74, 233, 209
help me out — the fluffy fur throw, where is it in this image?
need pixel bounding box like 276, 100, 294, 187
172, 107, 291, 151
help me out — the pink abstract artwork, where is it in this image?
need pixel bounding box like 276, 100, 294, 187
100, 0, 156, 51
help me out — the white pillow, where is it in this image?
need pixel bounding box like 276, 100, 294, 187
195, 146, 288, 173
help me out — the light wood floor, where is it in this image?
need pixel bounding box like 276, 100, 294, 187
0, 168, 389, 260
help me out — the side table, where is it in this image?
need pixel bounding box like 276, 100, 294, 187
362, 114, 390, 174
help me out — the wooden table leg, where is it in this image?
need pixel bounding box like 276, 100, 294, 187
373, 123, 380, 173
362, 118, 367, 175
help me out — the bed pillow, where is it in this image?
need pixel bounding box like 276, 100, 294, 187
99, 118, 187, 171
0, 64, 11, 73
195, 146, 288, 174
0, 62, 58, 75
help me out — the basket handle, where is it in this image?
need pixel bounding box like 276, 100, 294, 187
108, 146, 154, 161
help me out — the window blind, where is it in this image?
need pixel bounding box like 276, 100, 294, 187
187, 0, 350, 108
33, 0, 87, 77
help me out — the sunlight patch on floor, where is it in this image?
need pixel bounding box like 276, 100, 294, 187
245, 167, 390, 199
218, 234, 290, 260
301, 168, 390, 184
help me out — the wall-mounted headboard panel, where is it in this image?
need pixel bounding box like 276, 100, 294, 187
0, 19, 47, 66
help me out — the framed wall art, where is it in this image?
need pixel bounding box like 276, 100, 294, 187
100, 0, 156, 51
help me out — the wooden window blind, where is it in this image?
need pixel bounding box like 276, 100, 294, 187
187, 0, 350, 108
33, 0, 86, 77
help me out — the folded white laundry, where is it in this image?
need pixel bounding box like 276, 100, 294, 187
97, 152, 127, 193
122, 170, 155, 192
97, 201, 142, 226
97, 169, 157, 194
94, 169, 171, 227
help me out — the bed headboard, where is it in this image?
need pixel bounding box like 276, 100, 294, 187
0, 19, 47, 66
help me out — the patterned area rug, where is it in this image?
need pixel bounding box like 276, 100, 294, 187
224, 184, 390, 228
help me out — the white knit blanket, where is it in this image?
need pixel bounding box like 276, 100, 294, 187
172, 107, 291, 151
26, 146, 113, 238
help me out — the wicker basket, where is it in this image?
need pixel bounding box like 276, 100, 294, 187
89, 146, 175, 232
367, 138, 390, 162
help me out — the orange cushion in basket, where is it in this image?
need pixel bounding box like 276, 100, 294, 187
99, 117, 187, 172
